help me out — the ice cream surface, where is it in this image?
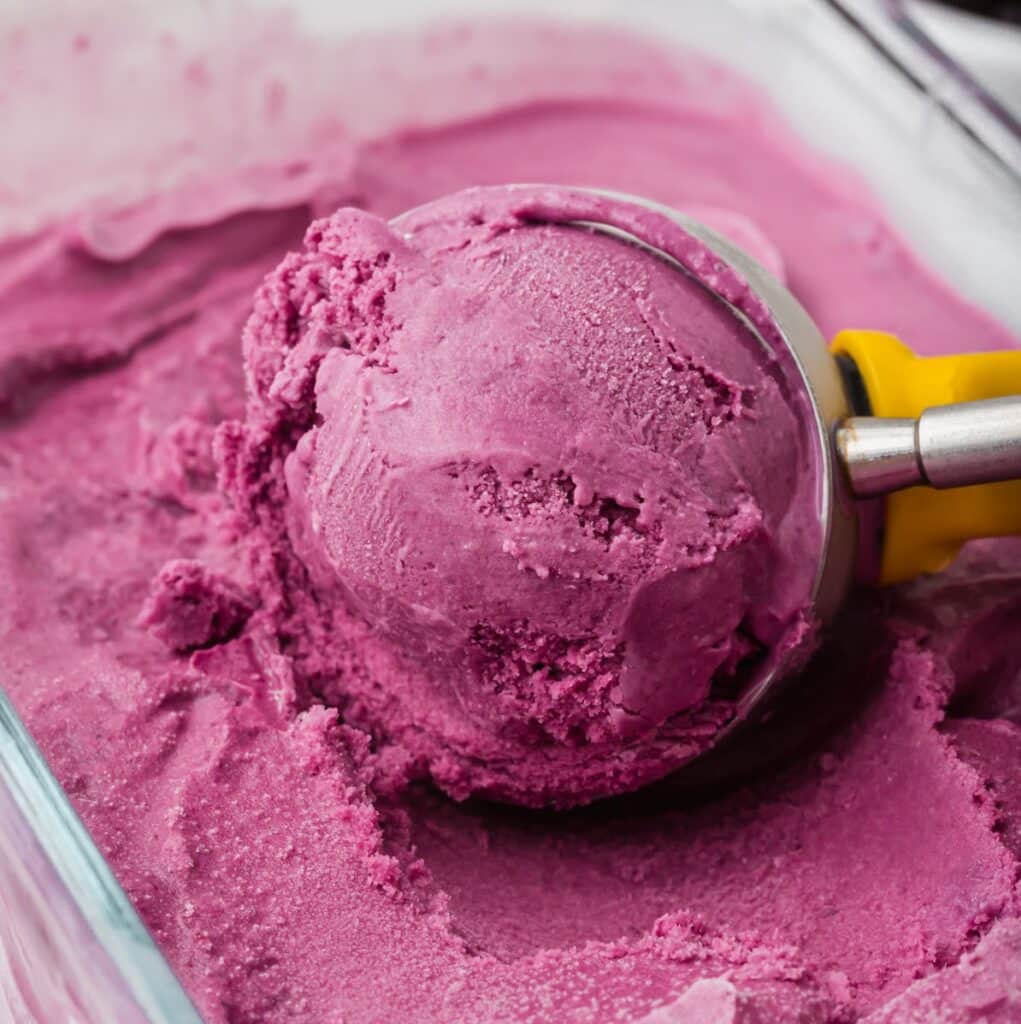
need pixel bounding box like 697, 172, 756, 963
232, 184, 820, 805
1, 7, 1020, 1024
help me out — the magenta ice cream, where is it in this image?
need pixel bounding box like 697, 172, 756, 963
1, 9, 1020, 1024
228, 185, 819, 805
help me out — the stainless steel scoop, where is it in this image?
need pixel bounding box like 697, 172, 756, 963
398, 183, 1021, 779
582, 188, 1021, 748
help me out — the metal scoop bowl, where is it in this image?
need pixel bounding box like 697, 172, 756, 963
403, 184, 1021, 781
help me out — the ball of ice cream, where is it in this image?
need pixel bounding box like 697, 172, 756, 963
236, 186, 818, 806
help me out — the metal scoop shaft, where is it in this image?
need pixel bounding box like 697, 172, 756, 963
837, 395, 1021, 497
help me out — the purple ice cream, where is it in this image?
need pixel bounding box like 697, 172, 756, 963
228, 185, 819, 806
2, 10, 1020, 1024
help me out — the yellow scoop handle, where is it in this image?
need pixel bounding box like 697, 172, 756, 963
831, 330, 1021, 585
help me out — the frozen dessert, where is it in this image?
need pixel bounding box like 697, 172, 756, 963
227, 184, 820, 806
1, 8, 1019, 1024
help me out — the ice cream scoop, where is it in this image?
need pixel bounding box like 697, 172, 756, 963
505, 186, 1021, 755
239, 184, 1020, 805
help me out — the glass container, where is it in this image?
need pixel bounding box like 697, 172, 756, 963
1, 1, 1018, 1020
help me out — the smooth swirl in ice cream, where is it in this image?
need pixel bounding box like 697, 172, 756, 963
228, 185, 821, 806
